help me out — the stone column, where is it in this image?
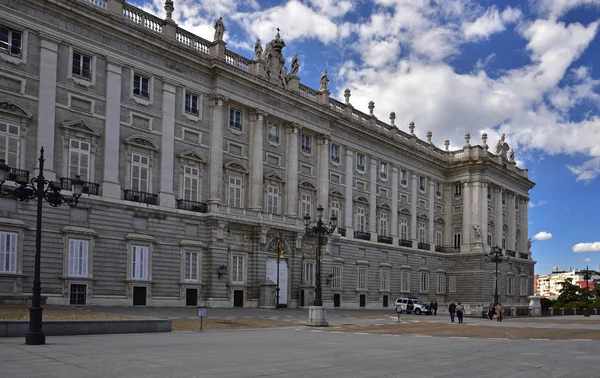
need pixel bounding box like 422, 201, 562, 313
101, 62, 123, 199
495, 187, 503, 249
481, 182, 489, 251
36, 36, 59, 181
391, 167, 399, 243
443, 185, 453, 246
344, 149, 354, 238
369, 158, 377, 241
410, 173, 418, 246
470, 181, 483, 251
158, 82, 176, 208
508, 192, 516, 251
285, 124, 299, 217
428, 179, 435, 248
317, 135, 330, 219
521, 198, 529, 254
208, 95, 226, 211
249, 110, 265, 211
461, 180, 471, 252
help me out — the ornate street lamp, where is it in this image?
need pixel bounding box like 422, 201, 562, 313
304, 205, 337, 307
582, 265, 591, 318
0, 148, 84, 345
486, 246, 509, 306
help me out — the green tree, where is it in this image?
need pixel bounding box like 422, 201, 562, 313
556, 278, 581, 306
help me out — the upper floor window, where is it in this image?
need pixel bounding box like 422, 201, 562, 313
68, 139, 90, 181
267, 122, 279, 143
502, 191, 506, 206
435, 226, 443, 246
332, 265, 342, 289
301, 134, 311, 153
454, 183, 462, 198
420, 272, 430, 293
436, 183, 442, 198
419, 176, 426, 192
72, 52, 92, 81
67, 239, 89, 278
232, 254, 246, 284
487, 186, 492, 201
0, 26, 22, 57
330, 200, 341, 226
131, 245, 149, 280
184, 251, 199, 282
356, 153, 365, 172
130, 153, 150, 192
0, 231, 17, 274
418, 221, 426, 243
379, 162, 388, 180
400, 218, 408, 240
229, 108, 241, 130
0, 122, 20, 168
300, 193, 312, 218
228, 176, 243, 208
266, 185, 280, 214
380, 269, 390, 291
303, 261, 315, 285
357, 266, 367, 290
487, 229, 493, 246
453, 227, 461, 248
183, 166, 200, 202
185, 92, 199, 115
355, 206, 366, 232
330, 144, 340, 163
400, 169, 408, 186
133, 73, 150, 99
378, 212, 388, 236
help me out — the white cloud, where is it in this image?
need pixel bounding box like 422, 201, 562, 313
533, 231, 553, 240
528, 200, 548, 208
534, 0, 600, 19
462, 6, 522, 40
307, 0, 354, 18
567, 157, 600, 182
573, 242, 600, 252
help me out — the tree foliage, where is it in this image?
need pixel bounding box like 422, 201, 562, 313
556, 278, 582, 306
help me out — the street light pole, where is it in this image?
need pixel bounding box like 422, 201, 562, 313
486, 246, 508, 307
0, 148, 84, 345
304, 205, 337, 307
583, 265, 591, 318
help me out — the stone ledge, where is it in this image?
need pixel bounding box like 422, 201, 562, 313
0, 319, 171, 337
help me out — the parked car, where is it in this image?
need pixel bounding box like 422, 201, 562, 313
395, 297, 432, 315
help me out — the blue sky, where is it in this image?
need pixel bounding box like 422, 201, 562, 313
133, 0, 600, 274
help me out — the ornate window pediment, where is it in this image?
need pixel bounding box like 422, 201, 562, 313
265, 171, 285, 183
418, 213, 428, 220
435, 217, 444, 224
329, 188, 344, 198
353, 195, 369, 204
224, 161, 249, 173
124, 135, 159, 150
60, 119, 100, 137
399, 207, 411, 215
299, 180, 317, 190
0, 99, 32, 119
376, 199, 390, 209
178, 150, 207, 164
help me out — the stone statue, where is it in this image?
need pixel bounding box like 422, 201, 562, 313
319, 70, 329, 91
472, 224, 482, 242
495, 133, 509, 160
214, 17, 225, 41
254, 38, 263, 60
289, 54, 299, 76
509, 149, 515, 162
527, 238, 532, 253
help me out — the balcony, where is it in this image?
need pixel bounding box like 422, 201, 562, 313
399, 239, 412, 247
176, 199, 208, 213
337, 228, 346, 237
123, 189, 158, 205
377, 235, 393, 244
60, 177, 100, 195
435, 246, 459, 253
518, 253, 529, 259
6, 168, 29, 184
418, 242, 430, 251
354, 231, 371, 241
506, 250, 516, 257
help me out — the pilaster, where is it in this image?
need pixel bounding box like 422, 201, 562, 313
250, 110, 266, 211
410, 173, 418, 247
368, 158, 377, 240
101, 62, 123, 198
391, 167, 399, 243
36, 36, 59, 181
508, 192, 516, 251
461, 180, 471, 252
344, 149, 354, 238
481, 182, 489, 252
428, 179, 435, 247
158, 82, 176, 208
470, 181, 483, 252
285, 124, 299, 217
495, 187, 503, 249
317, 135, 330, 220
521, 198, 529, 254
443, 185, 453, 246
208, 94, 227, 211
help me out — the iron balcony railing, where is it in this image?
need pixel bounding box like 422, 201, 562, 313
418, 242, 430, 251
399, 239, 412, 247
337, 228, 346, 237
506, 250, 516, 257
377, 236, 393, 244
7, 168, 29, 184
123, 189, 158, 205
354, 231, 371, 241
60, 177, 100, 195
176, 199, 208, 213
518, 253, 528, 259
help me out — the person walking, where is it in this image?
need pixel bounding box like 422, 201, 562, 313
487, 303, 495, 321
448, 301, 457, 323
456, 302, 465, 323
496, 302, 504, 322
432, 301, 438, 315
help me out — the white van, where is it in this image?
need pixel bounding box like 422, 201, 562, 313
394, 297, 431, 315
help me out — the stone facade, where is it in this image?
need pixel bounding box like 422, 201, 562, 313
0, 0, 535, 308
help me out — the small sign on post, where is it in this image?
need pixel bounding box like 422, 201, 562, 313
197, 306, 207, 331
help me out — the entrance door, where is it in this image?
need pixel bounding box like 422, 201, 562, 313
383, 295, 388, 308
133, 286, 147, 306
333, 293, 341, 308
359, 294, 366, 308
70, 284, 86, 305
300, 290, 305, 307
266, 259, 288, 306
233, 290, 244, 307
186, 288, 198, 306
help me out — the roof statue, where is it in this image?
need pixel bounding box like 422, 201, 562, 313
509, 149, 515, 162
289, 54, 299, 76
214, 17, 225, 41
264, 28, 287, 88
495, 133, 509, 160
254, 38, 263, 60
319, 70, 329, 91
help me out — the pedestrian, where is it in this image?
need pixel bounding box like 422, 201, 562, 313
432, 301, 438, 315
496, 302, 504, 322
448, 301, 457, 323
487, 303, 495, 321
456, 302, 465, 323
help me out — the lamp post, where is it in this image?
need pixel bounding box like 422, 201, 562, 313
583, 265, 591, 318
0, 148, 84, 345
486, 246, 509, 306
304, 205, 337, 307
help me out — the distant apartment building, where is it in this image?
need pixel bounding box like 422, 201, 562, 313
535, 269, 600, 299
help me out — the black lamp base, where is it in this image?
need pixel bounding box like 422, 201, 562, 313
25, 332, 46, 345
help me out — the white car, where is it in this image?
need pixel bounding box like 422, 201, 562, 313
395, 297, 431, 315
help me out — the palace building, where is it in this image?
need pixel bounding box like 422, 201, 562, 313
0, 0, 535, 309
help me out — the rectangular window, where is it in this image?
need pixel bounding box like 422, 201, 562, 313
228, 176, 242, 208
487, 187, 492, 201
356, 153, 365, 172
380, 269, 390, 291
357, 266, 367, 289
229, 109, 242, 130
131, 245, 149, 280
130, 153, 149, 192
400, 169, 408, 186
400, 218, 408, 240
185, 92, 199, 115
184, 251, 199, 282
400, 194, 408, 203
68, 139, 90, 181
232, 254, 245, 284
0, 26, 22, 57
418, 221, 426, 243
0, 231, 17, 273
378, 212, 388, 236
437, 273, 446, 294
267, 122, 279, 143
72, 52, 92, 80
133, 73, 150, 99
436, 183, 442, 197
507, 276, 514, 295
300, 193, 312, 218
502, 229, 507, 249
418, 199, 426, 208
435, 226, 443, 246
67, 239, 89, 277
453, 206, 462, 214
356, 207, 366, 232
266, 185, 280, 214
332, 265, 342, 289
301, 134, 311, 153
379, 162, 388, 179
520, 277, 528, 296
420, 272, 429, 293
303, 261, 315, 285
453, 227, 461, 248
183, 166, 200, 202
0, 122, 19, 168
454, 183, 462, 198
487, 230, 493, 246
419, 176, 426, 192
502, 191, 506, 206
378, 187, 389, 198
330, 144, 340, 163
330, 201, 340, 225
401, 271, 410, 292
